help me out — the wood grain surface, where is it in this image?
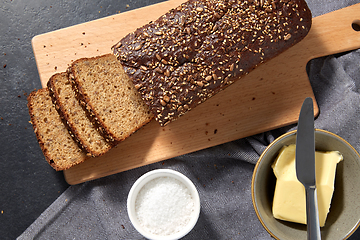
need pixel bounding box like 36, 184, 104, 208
31, 1, 360, 185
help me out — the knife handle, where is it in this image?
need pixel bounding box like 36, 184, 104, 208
306, 187, 322, 240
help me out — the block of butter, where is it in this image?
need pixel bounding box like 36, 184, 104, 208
271, 144, 343, 227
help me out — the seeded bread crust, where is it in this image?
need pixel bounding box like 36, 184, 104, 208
68, 54, 154, 142
27, 88, 88, 171
113, 0, 312, 126
47, 72, 114, 157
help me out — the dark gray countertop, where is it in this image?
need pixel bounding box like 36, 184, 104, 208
1, 1, 360, 239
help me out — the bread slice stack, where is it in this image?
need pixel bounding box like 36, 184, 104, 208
47, 72, 114, 157
28, 54, 153, 171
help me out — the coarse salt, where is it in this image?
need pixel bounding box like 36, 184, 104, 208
135, 176, 195, 236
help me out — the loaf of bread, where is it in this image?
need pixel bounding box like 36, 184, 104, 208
68, 54, 154, 142
47, 72, 114, 157
113, 0, 312, 126
27, 88, 88, 171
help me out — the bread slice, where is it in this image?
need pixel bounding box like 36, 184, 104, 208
27, 88, 88, 171
47, 72, 114, 156
68, 54, 153, 142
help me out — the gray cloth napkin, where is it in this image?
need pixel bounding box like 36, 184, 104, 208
18, 0, 360, 239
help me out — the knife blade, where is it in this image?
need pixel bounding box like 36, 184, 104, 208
295, 97, 321, 240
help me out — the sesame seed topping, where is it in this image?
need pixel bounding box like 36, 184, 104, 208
196, 7, 204, 12
113, 0, 312, 126
284, 33, 292, 40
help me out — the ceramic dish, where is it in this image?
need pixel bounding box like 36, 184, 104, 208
127, 169, 200, 240
252, 129, 360, 240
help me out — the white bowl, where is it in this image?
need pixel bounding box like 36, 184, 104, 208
127, 169, 200, 240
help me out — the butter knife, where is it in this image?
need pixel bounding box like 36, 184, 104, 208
295, 97, 321, 240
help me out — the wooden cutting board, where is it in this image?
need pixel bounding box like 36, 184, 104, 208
32, 1, 360, 185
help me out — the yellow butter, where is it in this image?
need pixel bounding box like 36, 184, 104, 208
271, 144, 343, 227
